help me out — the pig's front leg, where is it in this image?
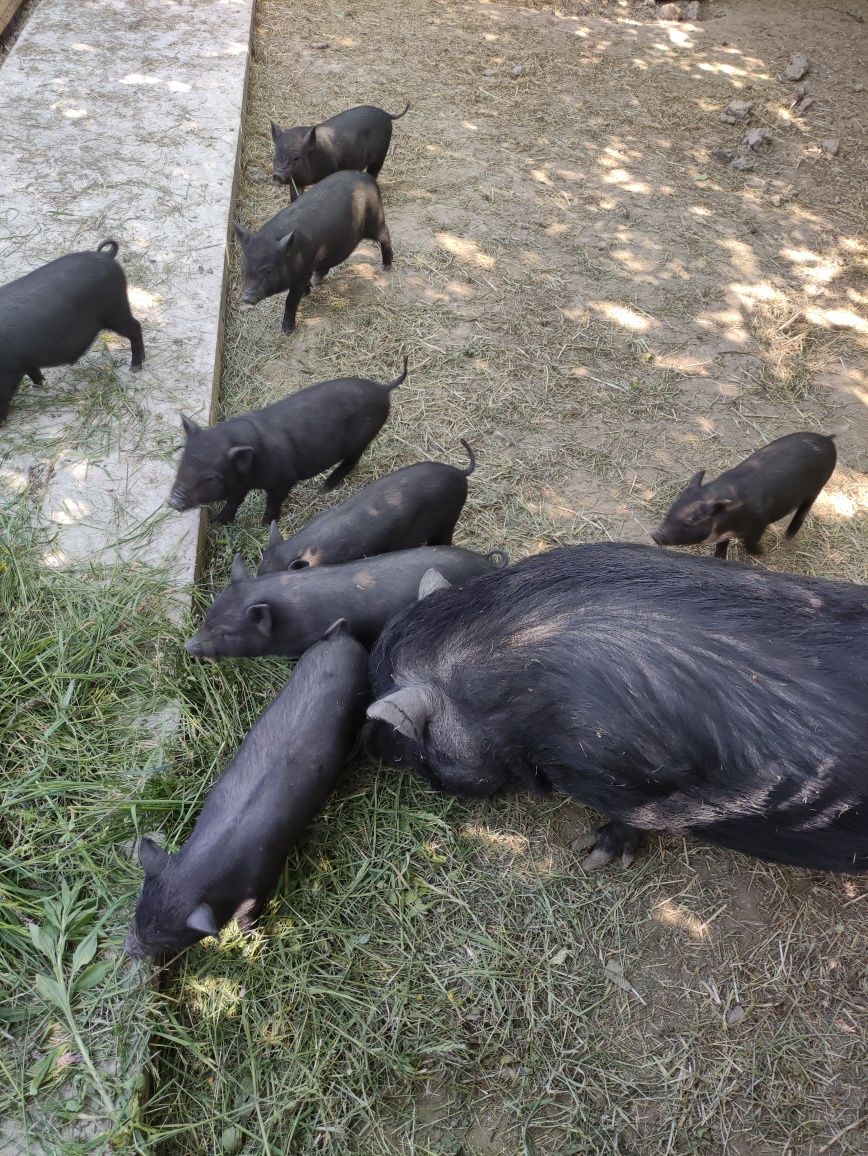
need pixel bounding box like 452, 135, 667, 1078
282, 285, 306, 334
714, 540, 730, 560
27, 367, 45, 385
212, 496, 243, 525
263, 488, 291, 526
0, 371, 23, 425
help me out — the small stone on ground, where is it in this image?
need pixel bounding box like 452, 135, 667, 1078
784, 52, 809, 81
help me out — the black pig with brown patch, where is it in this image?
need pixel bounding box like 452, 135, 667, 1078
168, 359, 406, 525
186, 546, 502, 659
258, 441, 476, 574
366, 542, 868, 874
271, 103, 410, 199
652, 431, 837, 559
125, 621, 369, 960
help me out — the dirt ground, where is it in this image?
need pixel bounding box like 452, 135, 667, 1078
155, 1, 867, 1153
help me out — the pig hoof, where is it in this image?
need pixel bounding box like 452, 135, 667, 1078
578, 821, 642, 872
130, 364, 143, 374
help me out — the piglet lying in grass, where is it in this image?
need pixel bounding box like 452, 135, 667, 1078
125, 620, 369, 959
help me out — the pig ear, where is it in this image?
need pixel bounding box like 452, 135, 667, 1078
277, 230, 295, 255
304, 127, 317, 151
687, 470, 705, 490
233, 221, 251, 245
180, 413, 200, 439
245, 603, 272, 636
231, 554, 251, 583
138, 835, 170, 877
270, 120, 280, 142
709, 498, 736, 515
228, 445, 254, 473
367, 686, 435, 742
268, 521, 284, 546
186, 902, 220, 938
322, 618, 351, 641
418, 569, 452, 599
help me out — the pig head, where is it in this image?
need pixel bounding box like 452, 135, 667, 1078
234, 223, 311, 306
168, 416, 258, 512
652, 471, 739, 547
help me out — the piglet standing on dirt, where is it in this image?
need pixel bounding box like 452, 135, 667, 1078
0, 240, 144, 425
234, 170, 393, 334
271, 102, 410, 200
258, 441, 477, 573
186, 546, 503, 659
125, 620, 369, 959
366, 542, 868, 874
652, 431, 838, 559
167, 358, 407, 525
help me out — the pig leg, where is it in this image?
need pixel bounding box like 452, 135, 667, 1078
262, 488, 290, 526
282, 285, 306, 334
103, 302, 145, 372
714, 540, 730, 560
365, 203, 393, 268
27, 367, 45, 385
741, 531, 764, 556
212, 496, 243, 524
580, 819, 643, 871
366, 158, 384, 180
0, 371, 23, 425
785, 495, 818, 539
311, 266, 330, 288
322, 452, 363, 491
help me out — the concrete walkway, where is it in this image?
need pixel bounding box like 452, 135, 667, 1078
0, 0, 254, 580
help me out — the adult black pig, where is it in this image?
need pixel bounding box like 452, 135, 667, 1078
652, 432, 837, 559
186, 546, 502, 659
258, 441, 476, 574
0, 240, 144, 424
125, 620, 368, 959
168, 358, 406, 525
271, 102, 410, 199
366, 542, 868, 874
234, 170, 392, 334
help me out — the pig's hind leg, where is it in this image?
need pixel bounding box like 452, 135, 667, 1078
365, 203, 393, 268
103, 303, 145, 371
579, 819, 644, 872
322, 452, 363, 491
27, 367, 44, 385
785, 495, 819, 539
0, 371, 23, 425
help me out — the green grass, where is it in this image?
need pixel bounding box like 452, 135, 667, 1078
0, 497, 288, 1152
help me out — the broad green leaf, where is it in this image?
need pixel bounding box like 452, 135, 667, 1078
34, 974, 66, 1010
70, 929, 98, 976
72, 960, 112, 994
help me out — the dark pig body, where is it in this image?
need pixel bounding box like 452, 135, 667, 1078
653, 432, 837, 559
271, 103, 410, 199
168, 359, 406, 524
125, 621, 369, 959
0, 240, 144, 424
259, 441, 476, 574
234, 170, 392, 334
366, 542, 868, 874
186, 546, 501, 659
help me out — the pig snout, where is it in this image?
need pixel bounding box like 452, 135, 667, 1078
167, 487, 190, 512
123, 928, 149, 960
185, 633, 212, 658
